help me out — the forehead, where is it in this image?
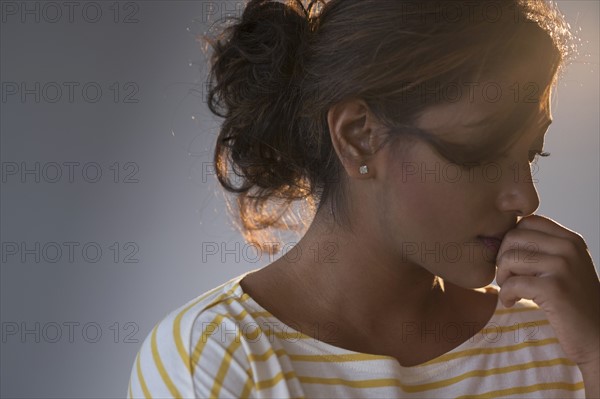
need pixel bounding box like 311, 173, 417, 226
415, 77, 552, 147
415, 44, 556, 133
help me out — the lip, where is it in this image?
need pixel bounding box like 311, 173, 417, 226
482, 231, 506, 241
477, 236, 503, 252
477, 225, 515, 254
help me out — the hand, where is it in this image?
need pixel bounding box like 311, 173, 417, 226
495, 214, 600, 368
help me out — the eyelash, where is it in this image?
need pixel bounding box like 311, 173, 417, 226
459, 150, 551, 170
529, 150, 551, 163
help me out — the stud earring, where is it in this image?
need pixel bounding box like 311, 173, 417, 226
359, 165, 368, 175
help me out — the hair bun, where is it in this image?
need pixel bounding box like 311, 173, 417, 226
204, 0, 319, 252
214, 0, 310, 108
240, 0, 311, 49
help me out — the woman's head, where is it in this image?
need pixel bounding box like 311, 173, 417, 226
201, 0, 574, 260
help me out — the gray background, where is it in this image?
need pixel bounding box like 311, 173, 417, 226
0, 1, 598, 398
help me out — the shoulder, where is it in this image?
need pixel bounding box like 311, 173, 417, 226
127, 272, 258, 399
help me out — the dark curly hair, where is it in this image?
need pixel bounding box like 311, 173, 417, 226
199, 0, 575, 254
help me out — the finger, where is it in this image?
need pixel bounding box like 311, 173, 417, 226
496, 228, 572, 263
496, 251, 563, 286
517, 214, 586, 244
498, 275, 548, 308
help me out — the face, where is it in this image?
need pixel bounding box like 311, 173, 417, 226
374, 75, 553, 288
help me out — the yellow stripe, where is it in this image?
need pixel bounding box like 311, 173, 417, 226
150, 324, 183, 398
457, 381, 585, 398
189, 298, 260, 383
239, 378, 255, 398
245, 308, 552, 359
420, 337, 560, 366
246, 319, 554, 366
255, 371, 299, 390
173, 285, 239, 373
479, 319, 549, 336
247, 347, 286, 362
494, 306, 539, 315
196, 296, 556, 370
189, 304, 269, 374
294, 358, 577, 392
135, 351, 152, 399
240, 367, 255, 398
271, 338, 559, 367
298, 375, 401, 389
203, 296, 249, 319
249, 310, 272, 318
269, 327, 359, 343
245, 301, 549, 345
210, 329, 243, 397
402, 358, 577, 393
190, 313, 225, 375
289, 352, 392, 362
203, 324, 304, 397
238, 317, 556, 367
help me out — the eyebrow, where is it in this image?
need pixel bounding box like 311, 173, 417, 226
530, 118, 552, 147
418, 113, 553, 164
538, 118, 553, 134
461, 113, 503, 129
470, 110, 552, 143
465, 113, 552, 135
393, 107, 554, 165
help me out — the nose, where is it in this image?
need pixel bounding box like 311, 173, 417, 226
495, 163, 540, 216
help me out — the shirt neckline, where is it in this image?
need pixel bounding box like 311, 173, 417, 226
229, 270, 502, 380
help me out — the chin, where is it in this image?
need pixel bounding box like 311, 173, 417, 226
445, 264, 497, 289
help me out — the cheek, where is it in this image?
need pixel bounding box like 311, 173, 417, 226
383, 144, 493, 237
390, 165, 485, 234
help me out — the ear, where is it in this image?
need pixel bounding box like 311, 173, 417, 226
327, 98, 387, 178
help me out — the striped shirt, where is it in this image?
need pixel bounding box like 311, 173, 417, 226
127, 270, 585, 398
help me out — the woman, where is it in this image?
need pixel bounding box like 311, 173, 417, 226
128, 0, 599, 397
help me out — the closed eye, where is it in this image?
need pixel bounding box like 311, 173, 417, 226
529, 150, 551, 163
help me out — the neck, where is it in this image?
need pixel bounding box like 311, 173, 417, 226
270, 205, 454, 334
